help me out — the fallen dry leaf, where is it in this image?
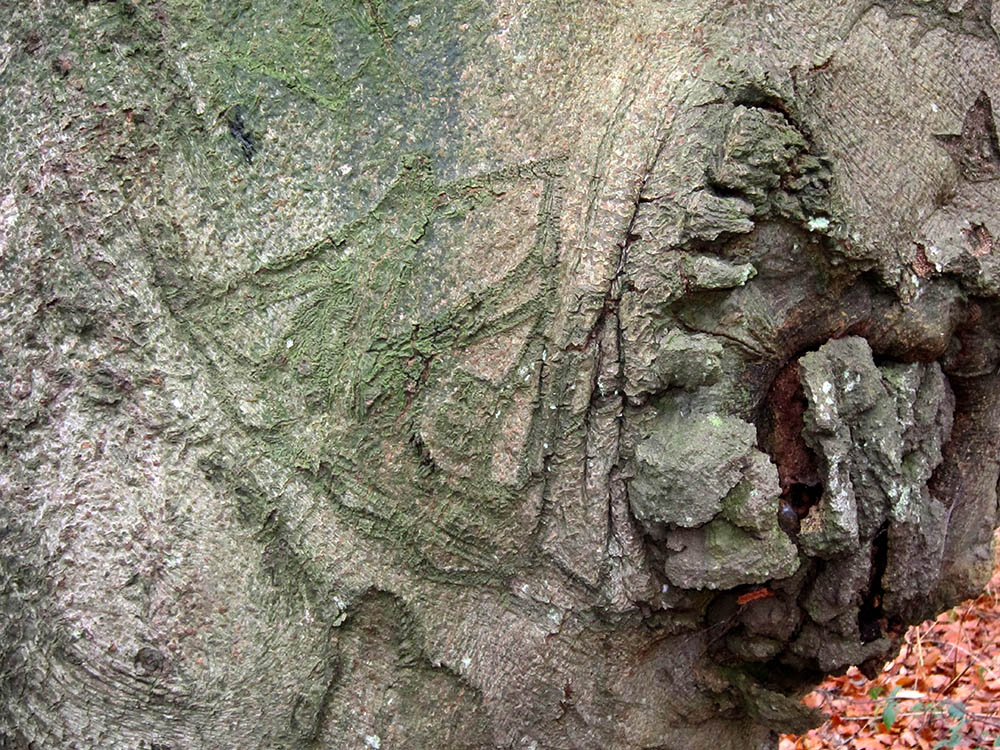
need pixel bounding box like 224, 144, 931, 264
781, 529, 1000, 750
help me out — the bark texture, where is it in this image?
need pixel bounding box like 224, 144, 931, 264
2, 1, 1000, 748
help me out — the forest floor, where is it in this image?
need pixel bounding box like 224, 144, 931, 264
781, 531, 1000, 750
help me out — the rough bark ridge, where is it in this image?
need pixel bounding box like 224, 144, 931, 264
2, 1, 1000, 749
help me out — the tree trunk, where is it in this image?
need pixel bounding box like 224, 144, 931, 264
3, 1, 1000, 748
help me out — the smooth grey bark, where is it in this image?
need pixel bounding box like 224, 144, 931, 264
2, 1, 1000, 749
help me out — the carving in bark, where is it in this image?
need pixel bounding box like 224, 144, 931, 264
2, 1, 999, 748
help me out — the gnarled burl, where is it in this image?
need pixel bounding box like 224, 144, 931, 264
2, 1, 999, 749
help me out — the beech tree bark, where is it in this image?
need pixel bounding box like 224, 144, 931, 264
2, 1, 1000, 748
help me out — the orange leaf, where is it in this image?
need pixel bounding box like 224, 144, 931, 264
802, 692, 825, 709
853, 738, 887, 750
737, 587, 775, 605
928, 674, 952, 689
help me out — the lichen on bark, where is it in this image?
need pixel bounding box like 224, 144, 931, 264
2, 1, 1000, 749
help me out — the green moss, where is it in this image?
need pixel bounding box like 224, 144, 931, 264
161, 150, 563, 574
630, 412, 758, 527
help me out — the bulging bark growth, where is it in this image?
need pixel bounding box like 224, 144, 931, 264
2, 1, 1000, 749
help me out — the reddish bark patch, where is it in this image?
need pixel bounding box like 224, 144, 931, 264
962, 222, 994, 258
912, 243, 934, 278
767, 359, 819, 494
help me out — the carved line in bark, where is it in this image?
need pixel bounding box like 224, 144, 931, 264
574, 130, 673, 596
874, 0, 1000, 48
153, 155, 568, 582
934, 91, 1000, 184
